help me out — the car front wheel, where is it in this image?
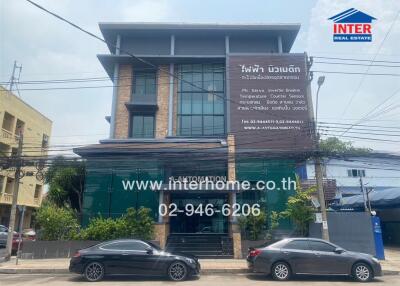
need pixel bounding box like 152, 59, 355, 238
271, 262, 291, 281
352, 262, 373, 282
168, 261, 188, 281
84, 262, 105, 282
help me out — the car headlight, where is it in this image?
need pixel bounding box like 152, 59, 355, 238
372, 257, 379, 263
184, 258, 196, 264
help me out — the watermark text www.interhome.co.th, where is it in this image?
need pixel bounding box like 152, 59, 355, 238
121, 177, 296, 192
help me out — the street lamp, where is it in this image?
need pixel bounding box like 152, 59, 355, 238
315, 75, 325, 130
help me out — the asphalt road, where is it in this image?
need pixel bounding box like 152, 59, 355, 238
0, 274, 399, 285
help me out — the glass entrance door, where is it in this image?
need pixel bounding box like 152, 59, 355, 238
169, 193, 229, 234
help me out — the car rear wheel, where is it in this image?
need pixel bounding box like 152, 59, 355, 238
168, 261, 188, 281
352, 262, 373, 282
84, 262, 104, 282
271, 262, 291, 281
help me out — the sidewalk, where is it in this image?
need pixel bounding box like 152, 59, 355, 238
0, 258, 248, 274
382, 247, 400, 274
0, 250, 399, 275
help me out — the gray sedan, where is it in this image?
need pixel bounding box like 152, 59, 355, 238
247, 238, 382, 282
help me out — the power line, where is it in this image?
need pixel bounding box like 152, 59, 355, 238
339, 10, 400, 117
312, 56, 400, 64
314, 61, 400, 68
338, 87, 400, 136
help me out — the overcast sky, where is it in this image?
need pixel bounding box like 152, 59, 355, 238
1, 0, 399, 153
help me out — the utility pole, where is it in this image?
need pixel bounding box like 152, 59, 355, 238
5, 132, 23, 259
9, 61, 22, 93
359, 176, 368, 212
314, 75, 329, 241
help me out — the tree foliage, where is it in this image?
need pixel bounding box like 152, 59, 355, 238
45, 156, 85, 214
319, 137, 371, 155
123, 207, 155, 240
36, 203, 79, 240
280, 178, 316, 236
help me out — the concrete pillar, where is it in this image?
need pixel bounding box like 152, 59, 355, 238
114, 64, 132, 139
154, 192, 170, 249
156, 65, 170, 138
227, 134, 242, 258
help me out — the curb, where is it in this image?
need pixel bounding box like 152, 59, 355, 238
0, 268, 69, 274
0, 268, 398, 275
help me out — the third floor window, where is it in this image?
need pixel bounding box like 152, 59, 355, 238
177, 63, 225, 136
133, 71, 157, 97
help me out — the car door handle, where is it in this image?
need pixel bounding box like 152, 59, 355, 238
121, 253, 130, 256
283, 251, 289, 255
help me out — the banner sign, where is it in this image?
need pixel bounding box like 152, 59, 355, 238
228, 54, 314, 150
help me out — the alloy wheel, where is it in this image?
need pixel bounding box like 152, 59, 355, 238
85, 262, 104, 282
355, 264, 371, 281
273, 263, 289, 280
168, 262, 187, 281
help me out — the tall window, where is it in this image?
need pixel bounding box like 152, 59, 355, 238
131, 115, 155, 138
177, 63, 225, 136
133, 72, 157, 97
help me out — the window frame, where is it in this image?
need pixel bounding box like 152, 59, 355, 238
132, 71, 157, 98
99, 241, 150, 252
176, 63, 226, 136
130, 114, 155, 139
347, 169, 366, 177
308, 240, 337, 252
283, 239, 311, 251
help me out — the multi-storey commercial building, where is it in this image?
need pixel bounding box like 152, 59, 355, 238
74, 23, 315, 258
0, 86, 52, 229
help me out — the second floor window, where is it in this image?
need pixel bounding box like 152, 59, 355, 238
347, 169, 366, 177
131, 115, 155, 138
133, 71, 157, 97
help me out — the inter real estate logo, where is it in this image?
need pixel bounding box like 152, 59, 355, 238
328, 8, 376, 42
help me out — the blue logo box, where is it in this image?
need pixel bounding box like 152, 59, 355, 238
333, 34, 372, 42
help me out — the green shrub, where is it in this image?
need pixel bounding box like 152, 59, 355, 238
79, 217, 129, 241
124, 207, 154, 240
237, 211, 267, 240
36, 203, 79, 240
78, 207, 155, 241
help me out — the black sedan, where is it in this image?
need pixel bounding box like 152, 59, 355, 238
69, 239, 200, 282
247, 238, 382, 282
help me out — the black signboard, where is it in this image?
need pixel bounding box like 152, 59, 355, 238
228, 54, 314, 150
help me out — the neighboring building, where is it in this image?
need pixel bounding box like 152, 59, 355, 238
74, 23, 315, 258
305, 153, 400, 199
305, 154, 400, 245
0, 86, 52, 229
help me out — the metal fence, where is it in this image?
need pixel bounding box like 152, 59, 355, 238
309, 212, 376, 256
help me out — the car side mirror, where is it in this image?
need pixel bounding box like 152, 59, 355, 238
146, 247, 153, 255
334, 247, 344, 254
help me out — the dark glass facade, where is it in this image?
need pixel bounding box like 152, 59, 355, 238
177, 64, 225, 136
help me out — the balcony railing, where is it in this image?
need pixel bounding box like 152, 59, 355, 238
1, 128, 19, 144
1, 193, 13, 203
